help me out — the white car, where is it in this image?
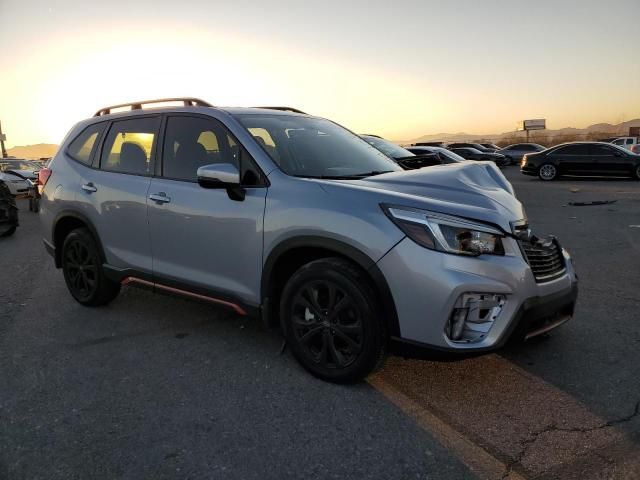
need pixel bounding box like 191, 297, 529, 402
0, 170, 32, 196
0, 159, 39, 197
606, 136, 639, 152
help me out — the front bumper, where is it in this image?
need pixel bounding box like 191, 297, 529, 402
377, 236, 578, 352
520, 164, 538, 176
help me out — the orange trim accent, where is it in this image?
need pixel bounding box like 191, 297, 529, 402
121, 277, 247, 315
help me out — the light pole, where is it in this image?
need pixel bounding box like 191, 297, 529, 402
0, 121, 7, 158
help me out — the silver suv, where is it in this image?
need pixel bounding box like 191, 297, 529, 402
39, 98, 578, 383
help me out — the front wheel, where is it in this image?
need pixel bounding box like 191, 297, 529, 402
538, 163, 558, 181
62, 228, 120, 306
634, 165, 640, 180
280, 258, 386, 383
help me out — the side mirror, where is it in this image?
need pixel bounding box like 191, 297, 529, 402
197, 163, 240, 189
197, 163, 245, 201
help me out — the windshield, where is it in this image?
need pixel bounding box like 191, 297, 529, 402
361, 135, 414, 159
433, 148, 466, 162
0, 160, 35, 171
235, 114, 402, 178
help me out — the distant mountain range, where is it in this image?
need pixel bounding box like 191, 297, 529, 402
395, 119, 640, 145
6, 143, 58, 159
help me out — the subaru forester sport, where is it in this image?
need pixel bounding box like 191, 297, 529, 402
40, 98, 578, 383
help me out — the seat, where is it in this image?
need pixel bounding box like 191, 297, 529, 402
119, 142, 148, 175
174, 142, 209, 180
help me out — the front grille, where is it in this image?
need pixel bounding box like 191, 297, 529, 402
520, 238, 566, 282
513, 223, 566, 283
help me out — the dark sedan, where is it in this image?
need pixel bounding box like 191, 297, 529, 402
449, 147, 509, 167
447, 142, 496, 153
520, 142, 640, 181
360, 135, 448, 169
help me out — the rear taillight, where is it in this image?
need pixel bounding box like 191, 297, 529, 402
38, 168, 52, 194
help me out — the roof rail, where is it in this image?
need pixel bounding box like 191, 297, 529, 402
94, 98, 213, 117
253, 106, 308, 114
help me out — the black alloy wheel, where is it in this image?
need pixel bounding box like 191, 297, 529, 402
281, 258, 386, 383
64, 237, 98, 300
62, 228, 120, 306
291, 280, 364, 369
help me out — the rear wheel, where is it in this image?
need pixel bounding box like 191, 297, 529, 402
634, 164, 640, 180
280, 258, 386, 383
62, 228, 120, 306
538, 163, 557, 181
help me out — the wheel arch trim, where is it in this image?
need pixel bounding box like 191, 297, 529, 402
51, 210, 106, 268
261, 236, 401, 338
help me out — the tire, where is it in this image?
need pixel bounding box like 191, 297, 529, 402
280, 257, 387, 383
634, 164, 640, 180
62, 228, 120, 306
538, 163, 557, 181
0, 225, 16, 237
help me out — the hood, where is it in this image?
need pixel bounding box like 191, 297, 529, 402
4, 169, 37, 180
324, 161, 524, 230
0, 172, 30, 183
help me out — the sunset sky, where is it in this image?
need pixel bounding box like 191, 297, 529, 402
1, 0, 639, 147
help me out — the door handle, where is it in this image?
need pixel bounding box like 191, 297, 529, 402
81, 183, 97, 193
149, 192, 171, 204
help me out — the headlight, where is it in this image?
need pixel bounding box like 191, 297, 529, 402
382, 205, 505, 256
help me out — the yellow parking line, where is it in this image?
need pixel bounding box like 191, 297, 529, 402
368, 374, 525, 480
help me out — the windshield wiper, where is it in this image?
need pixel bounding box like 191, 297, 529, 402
293, 170, 396, 180
351, 170, 396, 178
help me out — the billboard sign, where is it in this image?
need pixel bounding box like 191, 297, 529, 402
517, 119, 546, 131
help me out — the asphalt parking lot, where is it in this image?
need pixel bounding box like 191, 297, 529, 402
1, 168, 639, 480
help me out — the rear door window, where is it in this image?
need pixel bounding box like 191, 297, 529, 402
67, 123, 106, 165
554, 145, 590, 155
590, 145, 615, 156
100, 117, 160, 175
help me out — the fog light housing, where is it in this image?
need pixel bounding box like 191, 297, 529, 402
449, 308, 468, 341
445, 293, 506, 343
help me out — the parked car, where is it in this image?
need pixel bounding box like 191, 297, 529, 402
0, 179, 19, 237
0, 169, 32, 197
498, 143, 546, 165
604, 136, 639, 152
360, 135, 444, 169
404, 146, 465, 164
0, 159, 39, 180
447, 142, 496, 153
40, 97, 578, 383
449, 147, 509, 167
412, 141, 446, 147
520, 142, 640, 180
479, 143, 501, 151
